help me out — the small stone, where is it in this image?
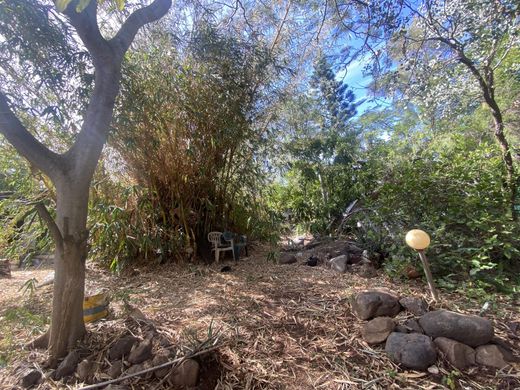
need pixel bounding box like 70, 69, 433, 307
361, 250, 371, 264
76, 359, 94, 383
434, 337, 476, 369
0, 259, 11, 278
404, 319, 424, 334
351, 290, 401, 320
169, 359, 199, 387
128, 338, 153, 364
329, 255, 349, 273
419, 310, 494, 347
427, 365, 439, 375
125, 363, 145, 376
475, 344, 508, 369
507, 321, 519, 334
21, 369, 42, 388
355, 263, 377, 278
348, 254, 362, 264
306, 255, 318, 267
152, 350, 171, 378
109, 335, 139, 360
385, 332, 437, 370
54, 350, 80, 379
491, 337, 520, 362
362, 317, 395, 344
105, 386, 130, 390
399, 297, 428, 316
405, 265, 421, 279
396, 319, 424, 334
279, 253, 297, 264
128, 307, 147, 321
395, 325, 408, 333
107, 360, 124, 379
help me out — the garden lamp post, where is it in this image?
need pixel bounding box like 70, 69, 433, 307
405, 229, 439, 301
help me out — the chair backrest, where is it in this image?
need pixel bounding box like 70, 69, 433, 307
222, 231, 235, 241
208, 232, 223, 249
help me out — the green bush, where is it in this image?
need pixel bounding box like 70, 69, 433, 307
352, 130, 520, 290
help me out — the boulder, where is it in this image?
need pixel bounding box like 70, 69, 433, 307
362, 317, 395, 344
385, 332, 437, 370
329, 255, 349, 273
434, 337, 475, 370
351, 290, 401, 320
128, 338, 153, 364
169, 359, 199, 387
279, 253, 297, 265
20, 369, 42, 389
109, 335, 139, 360
475, 344, 508, 369
399, 297, 428, 316
419, 310, 494, 347
54, 350, 80, 379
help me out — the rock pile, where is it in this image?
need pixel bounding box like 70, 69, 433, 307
353, 289, 518, 371
20, 314, 207, 389
37, 332, 200, 389
278, 240, 380, 278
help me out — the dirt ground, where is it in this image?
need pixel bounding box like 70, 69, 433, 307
0, 245, 519, 389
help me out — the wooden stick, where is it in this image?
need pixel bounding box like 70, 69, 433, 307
417, 250, 439, 301
77, 346, 220, 390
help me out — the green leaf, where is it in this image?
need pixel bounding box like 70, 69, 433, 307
76, 0, 92, 12
55, 0, 72, 12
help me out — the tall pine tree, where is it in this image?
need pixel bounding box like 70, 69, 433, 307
310, 54, 359, 165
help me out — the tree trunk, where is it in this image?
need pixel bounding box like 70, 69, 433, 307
47, 178, 90, 364
317, 168, 330, 220
0, 0, 172, 364
490, 110, 517, 221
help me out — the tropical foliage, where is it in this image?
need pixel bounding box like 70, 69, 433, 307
1, 0, 519, 294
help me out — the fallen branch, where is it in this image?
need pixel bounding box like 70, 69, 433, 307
77, 345, 221, 390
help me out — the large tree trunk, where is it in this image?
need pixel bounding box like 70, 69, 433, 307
48, 179, 90, 363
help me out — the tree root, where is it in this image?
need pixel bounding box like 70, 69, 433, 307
26, 331, 49, 350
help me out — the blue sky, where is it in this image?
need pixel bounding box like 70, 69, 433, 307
339, 57, 391, 116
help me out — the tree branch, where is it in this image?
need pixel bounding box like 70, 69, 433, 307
0, 91, 63, 180
63, 0, 109, 61
35, 202, 64, 251
110, 0, 172, 58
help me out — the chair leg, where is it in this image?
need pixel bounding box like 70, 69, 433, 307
216, 250, 220, 263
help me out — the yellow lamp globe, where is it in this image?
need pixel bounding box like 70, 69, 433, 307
405, 229, 430, 250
